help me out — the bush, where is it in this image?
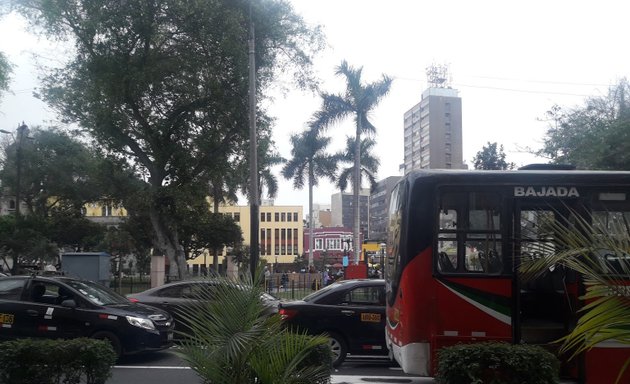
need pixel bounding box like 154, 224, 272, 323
0, 338, 116, 384
436, 342, 560, 384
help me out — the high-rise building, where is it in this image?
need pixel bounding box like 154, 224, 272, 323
368, 176, 401, 241
331, 190, 370, 237
403, 65, 464, 173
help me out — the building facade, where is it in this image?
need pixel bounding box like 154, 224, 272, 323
331, 190, 370, 237
403, 87, 464, 173
303, 227, 362, 266
368, 176, 401, 241
187, 204, 304, 271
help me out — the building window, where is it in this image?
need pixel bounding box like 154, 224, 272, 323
260, 213, 266, 222
260, 229, 266, 255
281, 212, 286, 222
9, 200, 15, 210
234, 212, 240, 222
314, 238, 323, 250
275, 212, 279, 222
287, 228, 292, 255
274, 229, 280, 254
281, 229, 286, 255
287, 213, 292, 222
266, 229, 272, 255
293, 228, 298, 254
266, 212, 271, 221
293, 212, 298, 222
101, 205, 112, 216
326, 238, 341, 250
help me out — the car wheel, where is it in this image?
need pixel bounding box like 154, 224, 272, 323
91, 331, 123, 360
327, 332, 347, 367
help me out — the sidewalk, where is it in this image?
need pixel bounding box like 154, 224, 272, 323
332, 375, 433, 383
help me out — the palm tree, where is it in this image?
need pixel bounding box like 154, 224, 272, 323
310, 61, 392, 263
175, 268, 332, 383
241, 134, 285, 204
520, 210, 630, 383
208, 163, 240, 273
281, 130, 338, 267
336, 136, 380, 193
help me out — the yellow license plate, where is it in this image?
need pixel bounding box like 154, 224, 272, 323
360, 313, 381, 322
0, 313, 14, 325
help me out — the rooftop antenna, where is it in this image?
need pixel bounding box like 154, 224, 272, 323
426, 63, 451, 88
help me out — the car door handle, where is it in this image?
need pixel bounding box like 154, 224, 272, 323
27, 310, 39, 317
341, 310, 354, 316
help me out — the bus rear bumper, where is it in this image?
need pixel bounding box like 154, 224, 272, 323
387, 336, 430, 376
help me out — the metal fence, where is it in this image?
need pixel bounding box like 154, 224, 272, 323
109, 275, 151, 295
109, 272, 338, 300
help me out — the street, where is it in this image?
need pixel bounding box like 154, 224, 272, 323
109, 348, 434, 384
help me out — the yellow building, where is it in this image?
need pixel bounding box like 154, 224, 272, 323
188, 204, 304, 271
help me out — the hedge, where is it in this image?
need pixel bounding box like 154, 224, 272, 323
436, 342, 560, 384
0, 338, 116, 384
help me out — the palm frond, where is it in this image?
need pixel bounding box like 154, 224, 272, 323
519, 207, 630, 364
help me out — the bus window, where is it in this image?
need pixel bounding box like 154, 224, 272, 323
591, 210, 630, 274
519, 210, 556, 262
465, 193, 502, 273
437, 191, 503, 274
438, 209, 458, 272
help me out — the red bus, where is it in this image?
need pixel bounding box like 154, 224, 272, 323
384, 167, 630, 382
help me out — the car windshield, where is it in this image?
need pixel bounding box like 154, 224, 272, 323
302, 282, 340, 302
65, 280, 129, 305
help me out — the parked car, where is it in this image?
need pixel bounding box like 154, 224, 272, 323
127, 279, 280, 335
0, 275, 174, 358
278, 279, 387, 367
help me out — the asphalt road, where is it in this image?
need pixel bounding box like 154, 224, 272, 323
109, 348, 434, 384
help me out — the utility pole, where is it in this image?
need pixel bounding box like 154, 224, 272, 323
248, 2, 259, 279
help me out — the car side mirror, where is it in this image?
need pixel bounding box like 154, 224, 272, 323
60, 299, 77, 308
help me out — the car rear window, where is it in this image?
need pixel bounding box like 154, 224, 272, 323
0, 279, 24, 301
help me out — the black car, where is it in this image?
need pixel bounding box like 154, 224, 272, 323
0, 275, 174, 358
127, 279, 280, 334
278, 279, 387, 367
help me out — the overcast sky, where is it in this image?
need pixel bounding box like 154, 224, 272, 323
1, 0, 629, 212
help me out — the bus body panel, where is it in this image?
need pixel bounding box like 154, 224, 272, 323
385, 169, 630, 382
386, 247, 433, 375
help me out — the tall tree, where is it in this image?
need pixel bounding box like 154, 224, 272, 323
311, 61, 392, 264
15, 0, 323, 279
281, 129, 338, 267
0, 127, 107, 218
472, 142, 514, 170
0, 51, 11, 100
208, 158, 241, 272
537, 79, 630, 169
336, 136, 380, 192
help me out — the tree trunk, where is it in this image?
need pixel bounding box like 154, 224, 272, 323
148, 207, 188, 280
353, 122, 362, 265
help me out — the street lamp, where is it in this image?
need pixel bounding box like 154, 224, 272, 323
0, 123, 29, 218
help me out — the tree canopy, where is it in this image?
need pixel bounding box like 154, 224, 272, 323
472, 142, 514, 170
537, 79, 630, 170
14, 0, 324, 278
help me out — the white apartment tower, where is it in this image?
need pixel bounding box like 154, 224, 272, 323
403, 65, 464, 173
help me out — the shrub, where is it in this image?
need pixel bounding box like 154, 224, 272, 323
436, 342, 560, 384
0, 338, 116, 384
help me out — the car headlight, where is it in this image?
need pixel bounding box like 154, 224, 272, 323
126, 315, 156, 331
